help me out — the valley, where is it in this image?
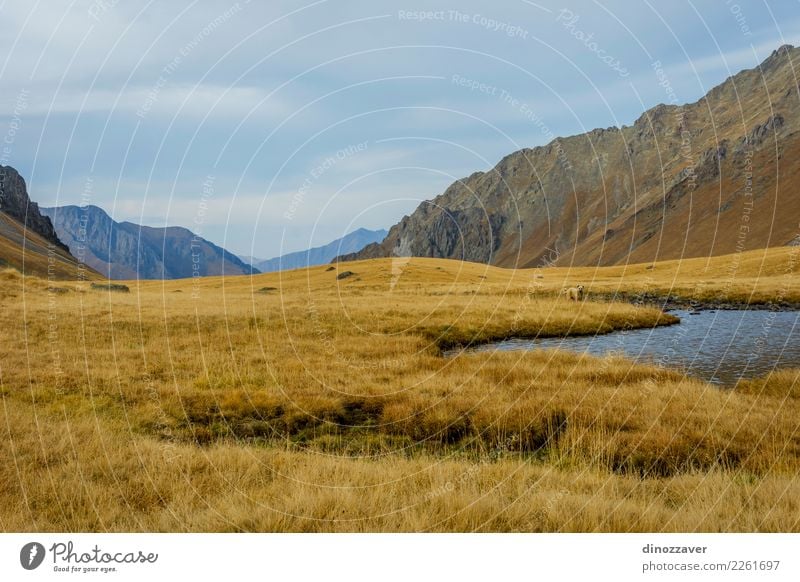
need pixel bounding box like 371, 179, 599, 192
1, 246, 798, 531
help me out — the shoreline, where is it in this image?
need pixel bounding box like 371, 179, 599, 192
597, 291, 800, 313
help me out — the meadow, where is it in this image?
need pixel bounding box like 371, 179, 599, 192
1, 247, 799, 532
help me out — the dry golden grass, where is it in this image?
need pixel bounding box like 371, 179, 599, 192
3, 398, 799, 532
1, 246, 799, 531
547, 245, 800, 304
0, 214, 101, 280
737, 369, 800, 400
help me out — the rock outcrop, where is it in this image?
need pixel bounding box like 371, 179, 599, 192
0, 165, 69, 252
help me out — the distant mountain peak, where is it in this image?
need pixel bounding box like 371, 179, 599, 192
42, 204, 259, 280
256, 228, 388, 273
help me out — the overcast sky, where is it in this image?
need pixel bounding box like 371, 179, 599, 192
1, 0, 798, 258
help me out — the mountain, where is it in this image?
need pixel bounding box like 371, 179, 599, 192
256, 228, 387, 273
0, 165, 94, 279
338, 44, 800, 268
237, 255, 265, 268
0, 165, 68, 253
42, 205, 259, 280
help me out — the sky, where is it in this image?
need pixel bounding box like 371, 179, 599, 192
0, 0, 798, 259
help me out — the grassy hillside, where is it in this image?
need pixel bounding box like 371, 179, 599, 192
330, 245, 800, 305
540, 245, 800, 304
1, 246, 798, 531
0, 213, 101, 280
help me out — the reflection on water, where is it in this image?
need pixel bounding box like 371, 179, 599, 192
457, 310, 800, 385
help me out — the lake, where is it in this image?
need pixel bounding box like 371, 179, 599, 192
452, 309, 800, 385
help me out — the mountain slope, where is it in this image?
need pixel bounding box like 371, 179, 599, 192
0, 165, 68, 253
237, 254, 265, 268
42, 205, 259, 280
340, 44, 800, 268
256, 228, 387, 273
0, 211, 95, 279
0, 165, 96, 279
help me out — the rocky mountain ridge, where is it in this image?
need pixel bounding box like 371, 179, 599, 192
339, 44, 800, 268
42, 205, 259, 279
0, 165, 68, 253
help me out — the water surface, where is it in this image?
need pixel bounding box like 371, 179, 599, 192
456, 310, 800, 385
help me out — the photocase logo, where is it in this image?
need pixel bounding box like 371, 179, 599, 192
20, 542, 46, 570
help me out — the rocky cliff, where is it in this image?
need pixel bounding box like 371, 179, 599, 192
42, 205, 259, 280
0, 165, 69, 253
339, 44, 800, 268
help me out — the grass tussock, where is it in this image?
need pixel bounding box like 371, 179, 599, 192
2, 397, 800, 532
90, 282, 131, 293
1, 247, 799, 531
737, 369, 800, 399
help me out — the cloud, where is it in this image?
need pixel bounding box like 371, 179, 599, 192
17, 83, 293, 120
5, 0, 800, 258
